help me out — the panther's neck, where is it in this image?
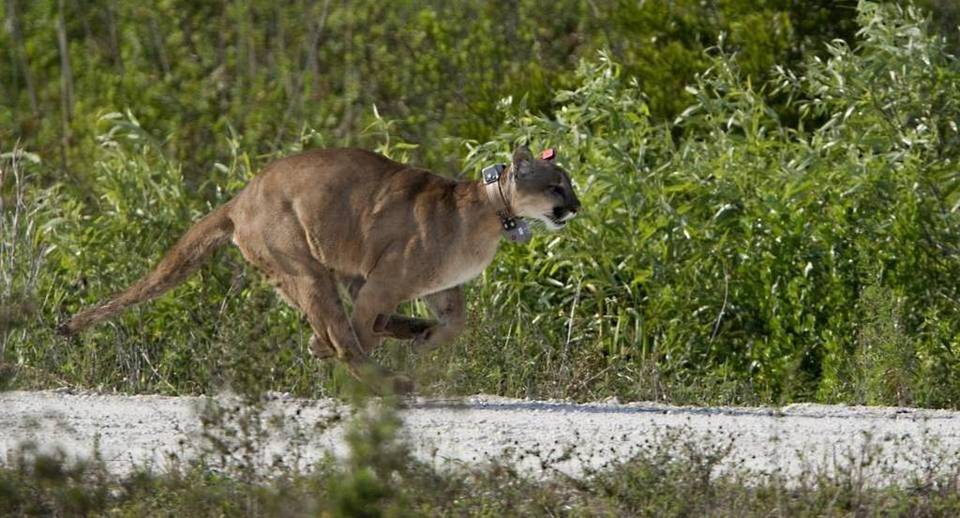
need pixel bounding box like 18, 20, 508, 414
453, 179, 512, 244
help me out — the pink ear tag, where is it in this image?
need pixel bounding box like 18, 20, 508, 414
540, 148, 556, 160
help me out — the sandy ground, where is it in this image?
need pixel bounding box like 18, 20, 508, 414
3, 390, 960, 483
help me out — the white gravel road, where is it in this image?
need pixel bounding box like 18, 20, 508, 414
3, 390, 960, 484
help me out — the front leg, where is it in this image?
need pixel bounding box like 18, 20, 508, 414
413, 286, 466, 352
351, 280, 404, 355
341, 274, 435, 342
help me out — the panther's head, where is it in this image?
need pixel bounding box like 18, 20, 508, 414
508, 146, 581, 230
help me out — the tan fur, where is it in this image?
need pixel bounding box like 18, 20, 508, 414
59, 146, 580, 392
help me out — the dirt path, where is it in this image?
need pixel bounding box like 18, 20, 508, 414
3, 390, 960, 482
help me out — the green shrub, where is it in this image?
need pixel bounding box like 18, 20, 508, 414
425, 1, 960, 405
4, 2, 960, 407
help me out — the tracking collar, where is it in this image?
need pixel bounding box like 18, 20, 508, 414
482, 163, 531, 243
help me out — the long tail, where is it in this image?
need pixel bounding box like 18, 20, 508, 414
57, 202, 235, 336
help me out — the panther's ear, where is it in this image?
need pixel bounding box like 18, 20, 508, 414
512, 145, 534, 178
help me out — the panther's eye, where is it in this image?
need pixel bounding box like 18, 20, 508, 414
548, 185, 565, 198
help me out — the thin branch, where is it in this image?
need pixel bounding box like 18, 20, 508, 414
710, 266, 729, 342
6, 0, 40, 116
56, 0, 74, 173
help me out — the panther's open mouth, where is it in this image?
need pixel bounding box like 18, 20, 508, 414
544, 213, 568, 229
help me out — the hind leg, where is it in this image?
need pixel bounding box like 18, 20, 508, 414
233, 226, 356, 363
240, 248, 390, 383
232, 216, 408, 391
284, 271, 412, 393
270, 276, 338, 360
282, 271, 364, 361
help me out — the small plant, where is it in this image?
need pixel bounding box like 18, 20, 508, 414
854, 285, 915, 405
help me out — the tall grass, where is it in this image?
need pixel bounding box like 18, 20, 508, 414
2, 2, 960, 407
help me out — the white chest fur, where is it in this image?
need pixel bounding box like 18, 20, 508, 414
421, 239, 498, 295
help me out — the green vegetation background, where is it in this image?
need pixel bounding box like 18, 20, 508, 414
4, 0, 960, 407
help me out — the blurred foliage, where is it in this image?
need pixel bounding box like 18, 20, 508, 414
1, 0, 887, 183
4, 2, 960, 406
4, 401, 960, 516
